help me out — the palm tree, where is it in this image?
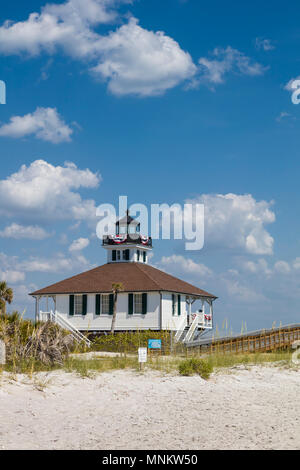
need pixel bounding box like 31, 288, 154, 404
110, 282, 124, 334
0, 281, 13, 316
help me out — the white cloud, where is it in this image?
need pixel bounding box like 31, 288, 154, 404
274, 260, 291, 274
255, 37, 275, 51
223, 277, 266, 303
185, 193, 275, 255
91, 17, 196, 96
20, 253, 91, 273
159, 254, 212, 277
198, 46, 267, 85
0, 0, 196, 97
0, 223, 50, 240
0, 269, 25, 284
0, 160, 101, 224
242, 258, 272, 277
0, 1, 271, 97
0, 107, 73, 143
69, 237, 90, 252
0, 0, 119, 58
292, 258, 300, 270
0, 251, 92, 274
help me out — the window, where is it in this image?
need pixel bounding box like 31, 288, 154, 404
117, 250, 121, 260
172, 294, 181, 316
74, 295, 83, 315
128, 293, 147, 315
102, 295, 110, 314
122, 250, 127, 260
134, 294, 143, 314
172, 294, 177, 316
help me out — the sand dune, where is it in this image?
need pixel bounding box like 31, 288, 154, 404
0, 366, 299, 450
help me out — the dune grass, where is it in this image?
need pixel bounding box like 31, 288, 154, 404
0, 312, 297, 378
63, 356, 139, 378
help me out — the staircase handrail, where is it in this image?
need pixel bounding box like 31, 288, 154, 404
184, 314, 199, 343
174, 315, 188, 342
49, 310, 91, 347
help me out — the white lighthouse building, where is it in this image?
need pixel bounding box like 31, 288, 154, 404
30, 211, 216, 343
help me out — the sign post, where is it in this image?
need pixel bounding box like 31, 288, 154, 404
138, 347, 147, 370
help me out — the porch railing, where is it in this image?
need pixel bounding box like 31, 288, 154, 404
39, 310, 91, 347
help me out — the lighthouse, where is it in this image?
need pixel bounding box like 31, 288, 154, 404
31, 210, 216, 341
102, 210, 152, 264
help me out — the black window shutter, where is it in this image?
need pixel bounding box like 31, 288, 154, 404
128, 293, 133, 315
125, 249, 130, 261
69, 295, 74, 316
142, 293, 147, 315
95, 294, 101, 315
143, 251, 146, 262
109, 294, 114, 315
112, 250, 116, 261
172, 294, 175, 315
82, 294, 87, 315
177, 295, 181, 316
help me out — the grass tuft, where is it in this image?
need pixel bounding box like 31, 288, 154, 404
178, 358, 213, 379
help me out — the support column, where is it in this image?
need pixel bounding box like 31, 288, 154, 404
35, 296, 40, 323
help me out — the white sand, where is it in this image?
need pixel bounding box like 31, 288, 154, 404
0, 365, 299, 450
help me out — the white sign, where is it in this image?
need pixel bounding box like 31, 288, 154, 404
138, 347, 147, 363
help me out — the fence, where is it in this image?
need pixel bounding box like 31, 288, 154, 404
186, 324, 300, 354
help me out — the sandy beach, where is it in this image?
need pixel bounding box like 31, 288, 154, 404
0, 365, 299, 450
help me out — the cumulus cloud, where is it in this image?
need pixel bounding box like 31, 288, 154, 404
0, 0, 120, 58
159, 254, 212, 277
0, 223, 50, 240
241, 258, 272, 277
0, 107, 73, 143
69, 237, 90, 252
198, 46, 267, 85
0, 251, 92, 274
185, 193, 275, 255
274, 260, 291, 274
0, 269, 25, 284
0, 1, 265, 97
91, 17, 196, 96
0, 160, 101, 224
0, 0, 196, 97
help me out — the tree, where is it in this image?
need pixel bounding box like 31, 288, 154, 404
110, 282, 124, 335
0, 281, 13, 316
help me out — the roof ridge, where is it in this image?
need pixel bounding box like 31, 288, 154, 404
134, 263, 162, 290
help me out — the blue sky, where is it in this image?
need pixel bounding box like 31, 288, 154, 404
0, 0, 300, 331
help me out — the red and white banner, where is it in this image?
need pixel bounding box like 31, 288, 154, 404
140, 235, 150, 245
112, 235, 127, 244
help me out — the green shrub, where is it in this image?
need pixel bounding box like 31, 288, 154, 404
91, 330, 172, 354
178, 358, 213, 379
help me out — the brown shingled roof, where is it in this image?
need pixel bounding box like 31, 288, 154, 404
29, 262, 217, 298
